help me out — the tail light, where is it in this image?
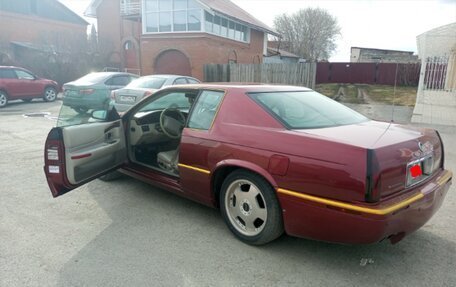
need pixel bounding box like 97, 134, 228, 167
79, 89, 95, 95
144, 91, 153, 97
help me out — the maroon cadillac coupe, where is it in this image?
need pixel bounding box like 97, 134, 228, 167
44, 84, 452, 245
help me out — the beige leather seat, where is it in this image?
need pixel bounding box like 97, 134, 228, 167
157, 149, 179, 172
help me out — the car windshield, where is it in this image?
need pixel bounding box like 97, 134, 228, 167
126, 77, 166, 89
75, 73, 110, 84
250, 91, 368, 129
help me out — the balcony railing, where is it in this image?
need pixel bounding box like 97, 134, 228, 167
120, 0, 141, 17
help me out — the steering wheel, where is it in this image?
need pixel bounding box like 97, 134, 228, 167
159, 108, 186, 139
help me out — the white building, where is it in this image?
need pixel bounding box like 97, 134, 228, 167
412, 22, 456, 126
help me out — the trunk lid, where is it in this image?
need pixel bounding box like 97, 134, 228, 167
297, 120, 443, 201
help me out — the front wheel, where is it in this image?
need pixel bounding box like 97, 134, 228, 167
220, 170, 284, 245
43, 87, 57, 102
0, 91, 8, 108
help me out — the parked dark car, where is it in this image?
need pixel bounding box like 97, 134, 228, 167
44, 84, 452, 245
0, 66, 59, 108
63, 72, 138, 113
112, 74, 200, 112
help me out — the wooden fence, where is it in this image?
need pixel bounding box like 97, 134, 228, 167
204, 63, 317, 89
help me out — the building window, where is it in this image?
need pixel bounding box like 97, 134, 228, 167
204, 11, 249, 43
143, 0, 202, 33
142, 0, 249, 43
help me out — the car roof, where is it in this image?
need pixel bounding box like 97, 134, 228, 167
89, 72, 138, 77
138, 74, 198, 79
0, 66, 26, 69
161, 83, 312, 93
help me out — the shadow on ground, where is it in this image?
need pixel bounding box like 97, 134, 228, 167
57, 177, 456, 286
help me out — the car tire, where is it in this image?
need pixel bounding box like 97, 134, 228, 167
43, 87, 57, 102
0, 91, 8, 108
220, 170, 284, 245
99, 170, 123, 182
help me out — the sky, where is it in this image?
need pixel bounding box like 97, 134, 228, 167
59, 0, 456, 62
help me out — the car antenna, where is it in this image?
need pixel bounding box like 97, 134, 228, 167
391, 62, 398, 123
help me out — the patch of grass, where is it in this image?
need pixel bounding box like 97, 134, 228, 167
314, 84, 340, 97
365, 85, 417, 106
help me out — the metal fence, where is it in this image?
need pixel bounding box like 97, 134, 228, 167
204, 63, 317, 88
316, 62, 421, 86
423, 56, 449, 90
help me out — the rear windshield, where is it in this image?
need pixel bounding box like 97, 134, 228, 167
249, 91, 368, 129
126, 77, 166, 89
75, 73, 109, 84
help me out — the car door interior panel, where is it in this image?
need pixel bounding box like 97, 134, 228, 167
62, 120, 126, 184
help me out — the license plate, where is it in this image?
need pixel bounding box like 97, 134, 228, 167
120, 96, 136, 102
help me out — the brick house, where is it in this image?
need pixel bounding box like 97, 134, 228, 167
0, 0, 88, 65
85, 0, 278, 80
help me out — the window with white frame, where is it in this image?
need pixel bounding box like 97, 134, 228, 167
142, 0, 250, 43
144, 0, 202, 33
204, 11, 249, 42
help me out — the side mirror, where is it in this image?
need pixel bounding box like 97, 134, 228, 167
91, 110, 107, 120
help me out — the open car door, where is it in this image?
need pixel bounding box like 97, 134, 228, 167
44, 112, 126, 198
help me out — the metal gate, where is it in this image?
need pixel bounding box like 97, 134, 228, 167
423, 56, 451, 91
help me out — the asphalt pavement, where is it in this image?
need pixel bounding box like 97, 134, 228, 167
1, 99, 455, 287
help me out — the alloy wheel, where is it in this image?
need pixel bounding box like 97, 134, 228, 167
224, 179, 268, 236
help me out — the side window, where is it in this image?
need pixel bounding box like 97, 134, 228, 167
107, 76, 130, 86
0, 69, 17, 79
187, 78, 200, 84
15, 70, 35, 80
188, 90, 224, 130
138, 92, 191, 112
173, 78, 188, 85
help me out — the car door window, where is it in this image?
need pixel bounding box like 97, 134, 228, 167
187, 90, 224, 130
173, 78, 188, 85
138, 92, 191, 112
187, 78, 200, 84
0, 69, 17, 79
15, 70, 35, 80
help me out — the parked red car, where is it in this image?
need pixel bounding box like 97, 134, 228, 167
0, 66, 59, 107
43, 84, 452, 245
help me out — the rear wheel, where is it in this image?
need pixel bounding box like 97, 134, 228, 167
43, 87, 57, 102
220, 170, 284, 245
0, 91, 8, 108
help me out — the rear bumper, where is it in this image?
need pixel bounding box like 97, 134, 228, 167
277, 169, 452, 244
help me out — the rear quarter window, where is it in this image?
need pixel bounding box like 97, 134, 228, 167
249, 91, 368, 129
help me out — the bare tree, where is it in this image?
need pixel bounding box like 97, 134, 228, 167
274, 8, 340, 61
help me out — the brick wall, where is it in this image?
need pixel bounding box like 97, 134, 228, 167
0, 11, 87, 51
140, 29, 265, 80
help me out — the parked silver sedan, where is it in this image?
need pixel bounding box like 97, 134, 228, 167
112, 74, 200, 112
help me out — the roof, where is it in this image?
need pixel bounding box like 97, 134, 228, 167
198, 0, 277, 36
266, 47, 300, 58
85, 0, 277, 35
351, 47, 414, 55
0, 0, 88, 26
